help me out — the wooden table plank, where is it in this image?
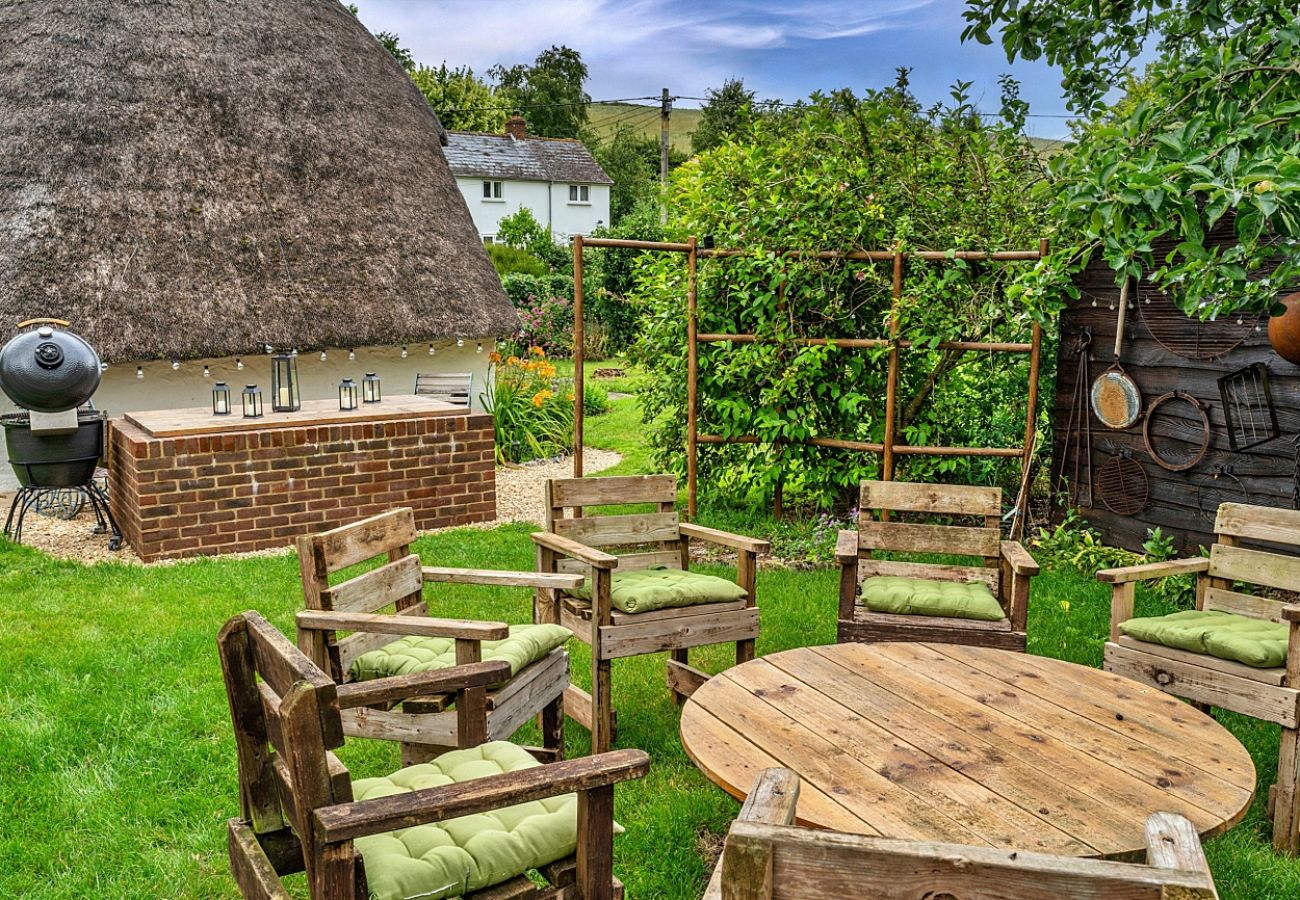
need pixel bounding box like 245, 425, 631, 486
681, 643, 1255, 859
731, 658, 1094, 855
685, 674, 990, 845
124, 394, 461, 437
874, 643, 1254, 824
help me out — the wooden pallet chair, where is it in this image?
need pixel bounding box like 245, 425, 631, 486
533, 474, 769, 754
219, 610, 650, 900
1101, 501, 1300, 854
836, 480, 1038, 651
704, 768, 1217, 899
414, 372, 473, 408
297, 508, 583, 765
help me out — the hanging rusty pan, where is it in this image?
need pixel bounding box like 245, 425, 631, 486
1091, 277, 1142, 429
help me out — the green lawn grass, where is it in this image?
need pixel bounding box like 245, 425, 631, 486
2, 397, 1299, 898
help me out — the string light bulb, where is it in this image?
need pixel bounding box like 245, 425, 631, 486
236, 357, 245, 370
348, 348, 356, 361
456, 338, 464, 348
136, 366, 144, 380
171, 359, 180, 370
400, 345, 408, 358
476, 342, 483, 354
320, 350, 327, 361
100, 362, 109, 372
203, 365, 210, 378
428, 343, 435, 356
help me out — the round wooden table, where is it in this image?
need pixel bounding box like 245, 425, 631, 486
680, 642, 1255, 858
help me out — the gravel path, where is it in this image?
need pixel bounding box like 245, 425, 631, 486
0, 448, 622, 566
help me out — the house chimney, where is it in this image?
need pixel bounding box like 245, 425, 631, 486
505, 115, 527, 140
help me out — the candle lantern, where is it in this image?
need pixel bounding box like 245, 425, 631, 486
242, 384, 264, 418
339, 377, 359, 411
362, 372, 382, 404
270, 350, 300, 412
212, 381, 232, 415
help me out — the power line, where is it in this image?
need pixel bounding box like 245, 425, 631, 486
437, 95, 663, 114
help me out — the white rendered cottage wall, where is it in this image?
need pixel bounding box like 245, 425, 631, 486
455, 177, 610, 243
0, 339, 497, 491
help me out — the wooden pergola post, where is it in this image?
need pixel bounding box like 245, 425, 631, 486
686, 237, 699, 518
573, 234, 585, 478
881, 251, 903, 483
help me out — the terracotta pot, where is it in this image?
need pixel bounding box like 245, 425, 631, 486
1268, 292, 1300, 365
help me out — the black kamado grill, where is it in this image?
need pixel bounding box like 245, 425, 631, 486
0, 319, 121, 549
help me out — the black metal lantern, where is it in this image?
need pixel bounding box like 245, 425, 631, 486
270, 350, 300, 412
212, 381, 232, 415
241, 384, 264, 419
362, 372, 382, 404
339, 378, 358, 411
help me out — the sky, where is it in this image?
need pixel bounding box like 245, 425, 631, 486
351, 0, 1076, 139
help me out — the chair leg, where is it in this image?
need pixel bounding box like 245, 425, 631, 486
670, 649, 689, 706
592, 658, 613, 754
542, 693, 565, 760
1275, 726, 1300, 854
736, 638, 756, 665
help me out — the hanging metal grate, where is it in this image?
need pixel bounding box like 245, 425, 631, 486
1137, 281, 1260, 360
1218, 363, 1280, 452
1096, 450, 1150, 516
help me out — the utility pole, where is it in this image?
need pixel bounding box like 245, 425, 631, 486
660, 87, 672, 223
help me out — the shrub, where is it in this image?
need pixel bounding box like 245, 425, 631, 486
501, 273, 575, 357
1031, 514, 1197, 606
583, 381, 610, 416
485, 243, 548, 278
495, 207, 569, 272
482, 348, 574, 464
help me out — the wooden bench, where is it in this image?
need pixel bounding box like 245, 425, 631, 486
704, 768, 1218, 899
533, 474, 769, 753
1101, 501, 1300, 853
415, 372, 473, 408
218, 610, 649, 900
837, 480, 1037, 651
296, 507, 581, 765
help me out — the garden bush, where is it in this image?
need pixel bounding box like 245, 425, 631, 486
485, 243, 549, 278
629, 75, 1050, 510
482, 348, 574, 463
501, 273, 575, 357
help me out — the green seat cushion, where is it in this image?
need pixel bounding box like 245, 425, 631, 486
348, 623, 571, 683
861, 575, 1005, 622
568, 565, 748, 614
1119, 609, 1287, 669
354, 741, 583, 900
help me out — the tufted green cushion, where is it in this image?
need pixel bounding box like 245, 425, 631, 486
348, 624, 571, 683
568, 565, 748, 614
354, 742, 585, 900
861, 575, 1005, 621
1120, 609, 1287, 668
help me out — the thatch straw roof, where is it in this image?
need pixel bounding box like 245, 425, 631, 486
0, 0, 518, 363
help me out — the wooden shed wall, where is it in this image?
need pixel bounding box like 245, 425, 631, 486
1052, 252, 1299, 553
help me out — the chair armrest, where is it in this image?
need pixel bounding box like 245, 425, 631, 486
296, 609, 509, 641
313, 749, 651, 843
1000, 541, 1040, 576
423, 567, 585, 591
1282, 604, 1300, 623
704, 769, 801, 900
335, 660, 511, 709
836, 529, 859, 565
680, 523, 771, 555
1096, 557, 1209, 584
530, 531, 619, 569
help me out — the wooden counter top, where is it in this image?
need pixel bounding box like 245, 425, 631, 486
123, 395, 465, 438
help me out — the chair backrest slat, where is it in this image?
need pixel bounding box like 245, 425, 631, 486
308, 509, 419, 576
1215, 502, 1300, 548
1208, 543, 1300, 594
553, 511, 680, 547
549, 474, 677, 511
859, 519, 1000, 558
859, 558, 999, 589
415, 372, 473, 408
320, 555, 423, 614
1201, 585, 1285, 623
861, 480, 1000, 517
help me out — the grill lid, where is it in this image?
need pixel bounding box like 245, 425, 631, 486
0, 321, 102, 413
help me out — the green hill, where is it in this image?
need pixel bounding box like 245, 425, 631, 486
587, 102, 701, 153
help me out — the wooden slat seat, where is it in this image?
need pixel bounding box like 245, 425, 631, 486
297, 508, 580, 765
414, 372, 473, 408
533, 474, 770, 753
1101, 500, 1300, 854
837, 480, 1038, 652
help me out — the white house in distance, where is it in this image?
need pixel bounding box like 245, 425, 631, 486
444, 117, 612, 244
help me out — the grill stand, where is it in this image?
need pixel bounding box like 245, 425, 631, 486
4, 483, 121, 550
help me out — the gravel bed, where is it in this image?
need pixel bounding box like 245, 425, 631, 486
0, 448, 622, 567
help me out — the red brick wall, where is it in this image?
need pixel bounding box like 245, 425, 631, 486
107, 413, 495, 561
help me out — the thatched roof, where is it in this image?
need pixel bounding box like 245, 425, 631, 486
0, 0, 518, 363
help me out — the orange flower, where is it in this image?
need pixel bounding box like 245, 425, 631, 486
488, 351, 502, 364
529, 345, 546, 357
531, 389, 554, 407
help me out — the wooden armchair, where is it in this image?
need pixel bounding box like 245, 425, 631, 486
297, 508, 583, 765
837, 480, 1037, 651
704, 769, 1218, 899
1101, 501, 1300, 853
219, 610, 649, 900
533, 474, 769, 754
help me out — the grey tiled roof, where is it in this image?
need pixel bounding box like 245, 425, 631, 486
444, 132, 613, 185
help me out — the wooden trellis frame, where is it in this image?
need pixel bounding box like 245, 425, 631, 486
571, 236, 1047, 534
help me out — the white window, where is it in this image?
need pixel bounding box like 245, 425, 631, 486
482, 235, 495, 245
482, 180, 503, 200
568, 184, 590, 203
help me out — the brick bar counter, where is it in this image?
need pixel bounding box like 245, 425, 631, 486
107, 396, 495, 561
